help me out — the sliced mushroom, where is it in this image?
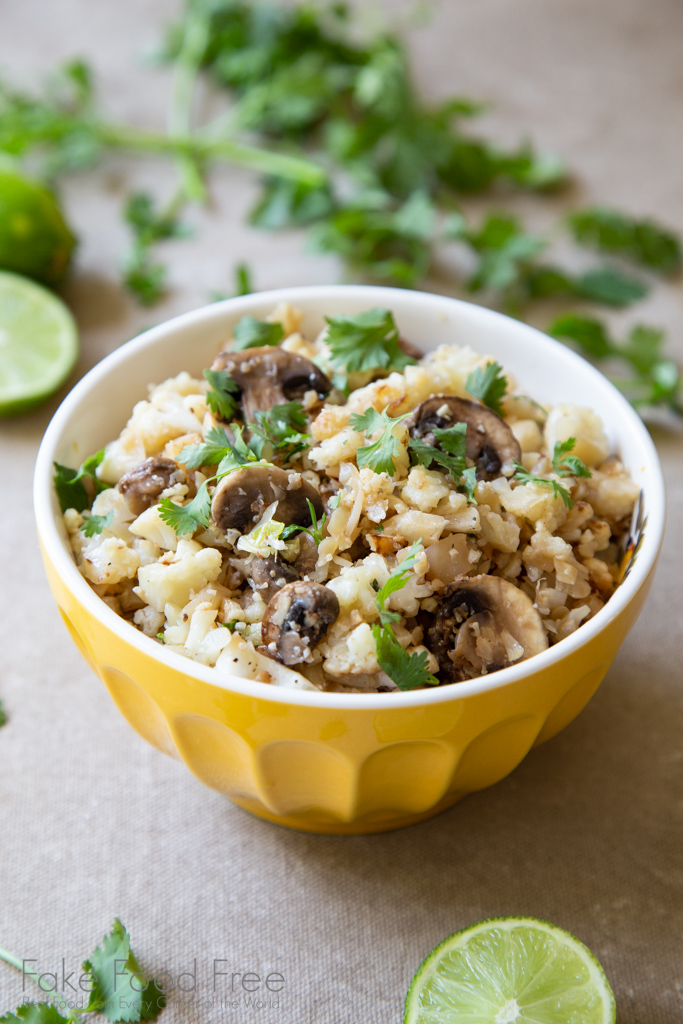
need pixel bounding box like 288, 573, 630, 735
211, 346, 331, 422
427, 574, 547, 683
118, 457, 181, 516
407, 394, 521, 481
251, 556, 300, 601
262, 581, 340, 666
211, 465, 323, 534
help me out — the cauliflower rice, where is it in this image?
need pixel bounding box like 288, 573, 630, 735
60, 303, 640, 693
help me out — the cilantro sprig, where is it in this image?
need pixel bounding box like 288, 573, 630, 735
0, 918, 165, 1024
513, 438, 591, 509
160, 425, 276, 535
550, 315, 683, 415
371, 542, 438, 690
248, 402, 310, 462
232, 315, 284, 351
281, 499, 327, 545
407, 423, 478, 502
203, 368, 240, 421
53, 450, 111, 514
350, 406, 410, 476
81, 510, 114, 538
325, 308, 416, 375
466, 361, 508, 416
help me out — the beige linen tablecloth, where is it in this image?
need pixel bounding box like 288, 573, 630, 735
1, 1, 682, 1021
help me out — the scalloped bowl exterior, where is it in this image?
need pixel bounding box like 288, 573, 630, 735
35, 286, 665, 834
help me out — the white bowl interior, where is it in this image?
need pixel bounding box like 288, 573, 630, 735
35, 285, 665, 707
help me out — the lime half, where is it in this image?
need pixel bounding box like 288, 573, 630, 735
0, 270, 78, 416
405, 917, 616, 1024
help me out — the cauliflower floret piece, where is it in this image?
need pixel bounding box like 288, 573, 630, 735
401, 466, 450, 513
216, 633, 317, 690
133, 606, 165, 638
323, 623, 378, 676
129, 505, 178, 551
135, 540, 222, 612
97, 431, 146, 485
509, 418, 543, 454
307, 426, 361, 474
82, 537, 140, 586
545, 404, 610, 468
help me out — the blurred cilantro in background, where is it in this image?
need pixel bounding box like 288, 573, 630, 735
0, 0, 681, 416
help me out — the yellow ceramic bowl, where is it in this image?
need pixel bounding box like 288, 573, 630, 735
34, 286, 665, 834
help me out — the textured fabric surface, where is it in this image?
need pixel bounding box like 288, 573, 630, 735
1, 2, 682, 1022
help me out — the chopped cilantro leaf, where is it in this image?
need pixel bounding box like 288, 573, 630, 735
408, 434, 465, 478
466, 360, 508, 415
569, 206, 681, 275
82, 917, 165, 1022
219, 619, 240, 632
408, 422, 477, 501
53, 449, 110, 513
372, 625, 438, 690
232, 315, 285, 351
350, 406, 409, 476
370, 542, 438, 690
81, 510, 114, 537
374, 541, 423, 625
203, 368, 240, 421
325, 308, 416, 374
513, 439, 591, 509
0, 1004, 69, 1024
158, 481, 212, 536
0, 699, 7, 728
574, 266, 648, 308
281, 500, 327, 545
248, 402, 310, 461
178, 425, 234, 469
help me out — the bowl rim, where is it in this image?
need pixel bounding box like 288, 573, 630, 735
34, 284, 666, 710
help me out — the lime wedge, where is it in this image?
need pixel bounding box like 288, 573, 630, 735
0, 270, 78, 416
404, 917, 616, 1024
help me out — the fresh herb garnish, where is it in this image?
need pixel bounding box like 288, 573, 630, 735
248, 402, 310, 462
219, 619, 240, 632
371, 541, 438, 690
53, 449, 110, 514
466, 361, 508, 416
513, 438, 591, 509
281, 500, 327, 546
325, 308, 416, 375
81, 510, 114, 538
123, 191, 191, 305
568, 207, 681, 275
203, 368, 240, 421
350, 406, 410, 476
232, 316, 285, 351
0, 699, 7, 728
550, 314, 682, 415
158, 481, 213, 535
407, 423, 478, 502
0, 919, 165, 1024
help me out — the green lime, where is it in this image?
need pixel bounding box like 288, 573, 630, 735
0, 169, 76, 285
0, 270, 79, 416
404, 917, 616, 1024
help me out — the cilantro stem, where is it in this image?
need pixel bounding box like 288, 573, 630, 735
169, 0, 211, 202
0, 945, 87, 1020
96, 125, 327, 185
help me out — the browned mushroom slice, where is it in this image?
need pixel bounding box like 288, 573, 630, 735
407, 394, 521, 481
211, 346, 331, 422
262, 581, 340, 666
118, 457, 181, 516
427, 574, 547, 683
211, 464, 323, 534
251, 534, 319, 602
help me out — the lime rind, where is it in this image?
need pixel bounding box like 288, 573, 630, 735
404, 916, 616, 1024
0, 270, 78, 416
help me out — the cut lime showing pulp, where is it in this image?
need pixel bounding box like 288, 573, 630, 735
404, 917, 616, 1024
0, 271, 78, 416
